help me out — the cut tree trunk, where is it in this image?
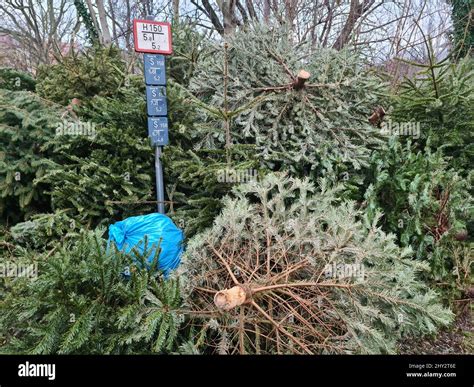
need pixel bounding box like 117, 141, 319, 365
214, 285, 251, 310
293, 70, 311, 90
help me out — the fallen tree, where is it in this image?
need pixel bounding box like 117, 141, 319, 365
178, 173, 453, 354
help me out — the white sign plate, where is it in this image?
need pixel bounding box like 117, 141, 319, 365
133, 20, 172, 55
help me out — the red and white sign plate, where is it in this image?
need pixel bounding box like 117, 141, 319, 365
133, 20, 172, 55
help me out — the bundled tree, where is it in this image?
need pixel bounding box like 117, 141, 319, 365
0, 87, 155, 229
0, 229, 183, 354
29, 35, 211, 231
188, 24, 386, 175
391, 48, 473, 174
0, 46, 158, 229
165, 24, 387, 236
178, 174, 453, 354
36, 46, 131, 106
364, 138, 473, 286
36, 123, 155, 227
0, 90, 60, 224
366, 44, 473, 297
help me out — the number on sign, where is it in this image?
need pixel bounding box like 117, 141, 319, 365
133, 20, 172, 54
147, 117, 169, 145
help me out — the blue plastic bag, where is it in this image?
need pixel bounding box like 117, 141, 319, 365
107, 213, 184, 276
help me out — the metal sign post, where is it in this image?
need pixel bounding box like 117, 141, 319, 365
133, 16, 172, 214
